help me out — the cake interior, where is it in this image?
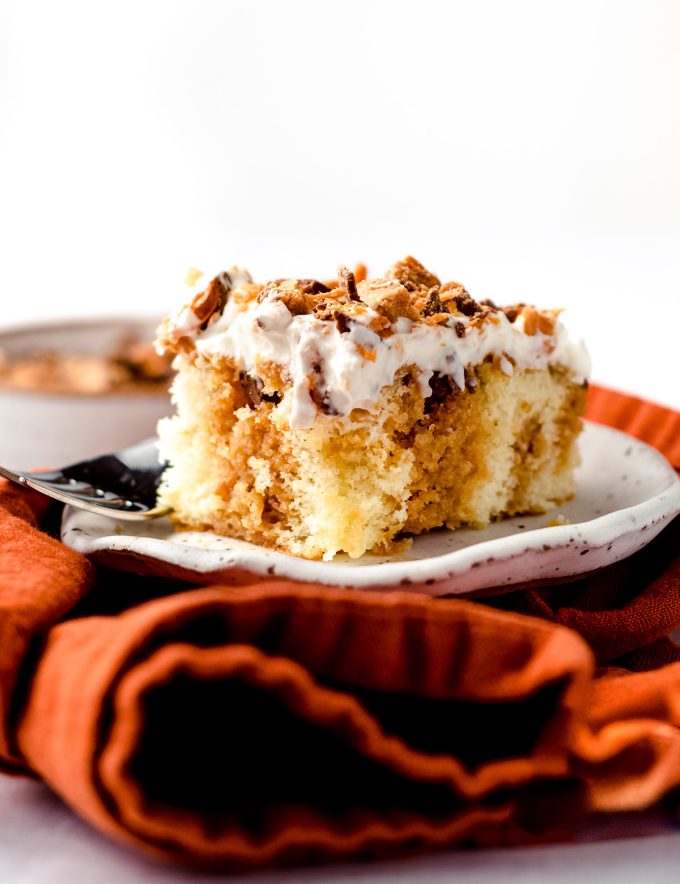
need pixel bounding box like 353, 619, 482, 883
158, 356, 586, 560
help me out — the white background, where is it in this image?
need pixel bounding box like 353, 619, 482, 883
1, 0, 679, 404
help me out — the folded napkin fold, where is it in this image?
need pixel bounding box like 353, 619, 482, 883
0, 384, 678, 870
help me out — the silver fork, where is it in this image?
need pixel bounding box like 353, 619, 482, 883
0, 438, 171, 520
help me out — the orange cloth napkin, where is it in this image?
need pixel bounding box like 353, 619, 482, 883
0, 383, 678, 871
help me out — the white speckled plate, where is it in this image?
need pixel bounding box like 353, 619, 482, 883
61, 422, 680, 597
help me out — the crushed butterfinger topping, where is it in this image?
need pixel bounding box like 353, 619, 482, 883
298, 278, 332, 296
421, 288, 451, 318
357, 278, 419, 323
521, 306, 540, 336
157, 257, 566, 358
338, 265, 360, 301
354, 263, 368, 283
270, 279, 310, 316
386, 256, 441, 292
191, 274, 231, 325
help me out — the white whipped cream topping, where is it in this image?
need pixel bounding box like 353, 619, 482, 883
158, 267, 254, 346
180, 283, 590, 429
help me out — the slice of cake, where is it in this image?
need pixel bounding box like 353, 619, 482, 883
155, 257, 589, 560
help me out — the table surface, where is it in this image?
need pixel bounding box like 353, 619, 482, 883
1, 305, 679, 882
1, 778, 679, 884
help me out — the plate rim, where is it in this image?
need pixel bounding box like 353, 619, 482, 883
61, 422, 680, 590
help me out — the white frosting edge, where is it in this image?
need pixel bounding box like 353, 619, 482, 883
175, 283, 591, 429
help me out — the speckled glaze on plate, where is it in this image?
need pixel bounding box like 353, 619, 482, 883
61, 422, 680, 597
